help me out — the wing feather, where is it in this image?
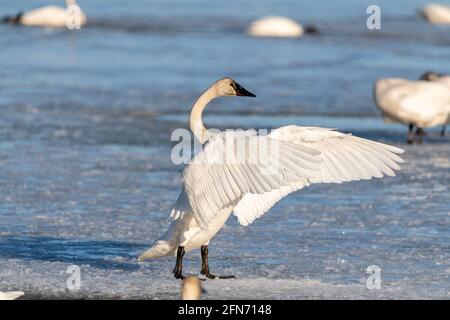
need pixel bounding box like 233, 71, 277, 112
182, 132, 322, 230
232, 126, 404, 226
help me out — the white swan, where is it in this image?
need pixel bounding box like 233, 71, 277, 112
181, 276, 204, 300
374, 75, 450, 143
421, 4, 450, 24
420, 71, 450, 89
419, 71, 450, 137
3, 0, 86, 28
138, 78, 404, 279
0, 291, 24, 300
247, 16, 318, 38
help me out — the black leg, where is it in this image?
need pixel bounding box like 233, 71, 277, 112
441, 125, 446, 137
200, 245, 235, 279
407, 124, 415, 144
416, 127, 424, 144
173, 246, 185, 279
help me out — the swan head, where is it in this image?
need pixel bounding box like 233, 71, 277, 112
419, 71, 442, 81
181, 276, 206, 300
212, 77, 256, 97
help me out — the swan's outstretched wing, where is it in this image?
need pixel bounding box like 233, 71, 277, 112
233, 126, 404, 226
233, 181, 309, 226
182, 131, 323, 231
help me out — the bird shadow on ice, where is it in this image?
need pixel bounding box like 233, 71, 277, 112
0, 236, 148, 271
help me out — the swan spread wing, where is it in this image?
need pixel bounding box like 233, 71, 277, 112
181, 131, 323, 231
232, 126, 404, 226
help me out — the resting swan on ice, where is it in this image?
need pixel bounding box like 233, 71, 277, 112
0, 291, 24, 300
421, 4, 450, 24
374, 73, 450, 143
138, 78, 404, 279
247, 16, 318, 38
2, 0, 86, 28
181, 276, 205, 300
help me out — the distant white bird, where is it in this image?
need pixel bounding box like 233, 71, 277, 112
247, 16, 318, 38
419, 71, 450, 136
0, 291, 24, 300
2, 0, 86, 28
139, 78, 403, 279
420, 71, 450, 88
421, 4, 450, 24
181, 276, 205, 300
374, 75, 450, 143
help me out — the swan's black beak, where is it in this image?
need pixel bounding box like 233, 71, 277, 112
234, 82, 256, 97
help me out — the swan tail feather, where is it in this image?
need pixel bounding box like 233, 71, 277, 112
138, 241, 175, 261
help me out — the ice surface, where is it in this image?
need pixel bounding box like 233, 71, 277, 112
1, 123, 449, 299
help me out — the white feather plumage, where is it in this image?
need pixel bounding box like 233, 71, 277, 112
139, 78, 404, 261
374, 78, 450, 129
0, 291, 24, 300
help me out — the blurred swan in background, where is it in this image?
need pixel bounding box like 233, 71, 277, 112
420, 71, 450, 136
247, 16, 318, 38
181, 276, 205, 300
421, 4, 450, 24
374, 74, 450, 143
0, 291, 24, 300
139, 78, 403, 279
2, 0, 86, 28
420, 71, 450, 89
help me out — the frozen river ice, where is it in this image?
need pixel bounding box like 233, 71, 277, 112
0, 109, 449, 299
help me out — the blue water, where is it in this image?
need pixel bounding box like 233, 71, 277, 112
0, 0, 449, 299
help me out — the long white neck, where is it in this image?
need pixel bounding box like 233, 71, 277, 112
189, 86, 217, 144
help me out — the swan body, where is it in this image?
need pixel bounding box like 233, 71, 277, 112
0, 291, 24, 300
247, 16, 304, 38
436, 76, 450, 88
422, 4, 450, 24
374, 78, 450, 129
139, 78, 404, 279
139, 194, 234, 258
5, 0, 86, 28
